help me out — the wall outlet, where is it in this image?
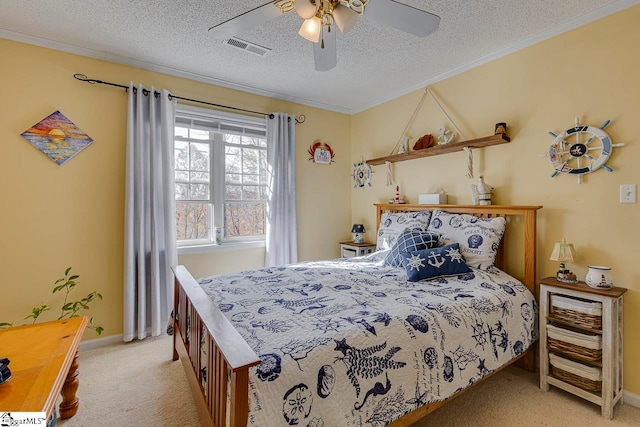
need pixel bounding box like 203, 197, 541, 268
620, 184, 636, 204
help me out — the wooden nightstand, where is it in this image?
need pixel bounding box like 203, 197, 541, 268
539, 276, 627, 419
340, 241, 376, 258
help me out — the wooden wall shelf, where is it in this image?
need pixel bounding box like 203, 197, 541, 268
366, 134, 511, 166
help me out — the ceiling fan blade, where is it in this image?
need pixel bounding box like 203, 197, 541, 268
209, 1, 282, 39
364, 0, 440, 38
313, 27, 337, 71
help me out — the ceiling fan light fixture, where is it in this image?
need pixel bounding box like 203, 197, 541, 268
332, 4, 358, 34
295, 0, 320, 19
298, 17, 322, 42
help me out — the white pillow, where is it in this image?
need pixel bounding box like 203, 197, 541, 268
376, 211, 431, 251
426, 209, 506, 271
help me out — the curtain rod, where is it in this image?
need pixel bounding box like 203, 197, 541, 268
73, 74, 306, 124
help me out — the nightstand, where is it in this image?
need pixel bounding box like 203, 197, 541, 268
339, 241, 376, 258
539, 276, 627, 419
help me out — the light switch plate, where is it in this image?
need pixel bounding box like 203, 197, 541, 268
620, 184, 636, 204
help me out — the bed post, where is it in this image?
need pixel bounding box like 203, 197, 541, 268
521, 208, 538, 372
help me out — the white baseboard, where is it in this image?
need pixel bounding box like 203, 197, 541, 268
79, 333, 123, 351
624, 389, 640, 408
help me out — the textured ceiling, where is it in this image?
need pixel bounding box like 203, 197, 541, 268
0, 0, 635, 113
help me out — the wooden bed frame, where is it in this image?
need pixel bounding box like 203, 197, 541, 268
172, 204, 542, 427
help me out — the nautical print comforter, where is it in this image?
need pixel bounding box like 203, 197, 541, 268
196, 252, 537, 427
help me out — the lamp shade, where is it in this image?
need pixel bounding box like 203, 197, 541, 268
298, 17, 322, 42
351, 224, 365, 233
549, 238, 577, 262
333, 4, 358, 34
295, 0, 320, 19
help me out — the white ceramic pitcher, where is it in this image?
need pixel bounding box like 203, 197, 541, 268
585, 266, 613, 289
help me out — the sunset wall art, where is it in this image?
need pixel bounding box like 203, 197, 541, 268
21, 110, 93, 165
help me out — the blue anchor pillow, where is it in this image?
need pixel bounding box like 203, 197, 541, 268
427, 210, 506, 271
400, 243, 471, 282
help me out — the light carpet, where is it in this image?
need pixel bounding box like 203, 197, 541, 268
58, 335, 640, 426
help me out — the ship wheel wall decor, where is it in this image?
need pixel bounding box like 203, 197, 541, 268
543, 117, 625, 183
353, 159, 372, 188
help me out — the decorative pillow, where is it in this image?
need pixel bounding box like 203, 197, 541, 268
426, 210, 506, 271
401, 243, 472, 282
376, 211, 432, 251
383, 229, 439, 267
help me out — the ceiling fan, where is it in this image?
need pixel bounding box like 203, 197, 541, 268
209, 0, 441, 71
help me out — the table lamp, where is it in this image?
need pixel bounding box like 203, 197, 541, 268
549, 238, 578, 283
351, 224, 365, 243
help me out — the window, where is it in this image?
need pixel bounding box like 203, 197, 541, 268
174, 106, 268, 247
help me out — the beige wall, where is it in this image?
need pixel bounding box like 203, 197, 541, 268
0, 38, 352, 340
351, 5, 640, 393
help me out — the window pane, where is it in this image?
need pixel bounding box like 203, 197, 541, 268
243, 185, 260, 200
176, 203, 211, 240
175, 140, 188, 171
224, 134, 241, 145
226, 173, 241, 185
190, 183, 209, 200
190, 142, 210, 171
175, 171, 189, 182
242, 148, 259, 175
176, 183, 189, 200
224, 203, 265, 237
242, 136, 264, 147
175, 127, 189, 138
191, 171, 209, 183
225, 146, 241, 174
260, 186, 269, 201
226, 185, 241, 200
189, 128, 210, 140
243, 174, 259, 185
259, 150, 267, 174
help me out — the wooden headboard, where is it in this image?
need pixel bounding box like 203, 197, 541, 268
375, 204, 542, 295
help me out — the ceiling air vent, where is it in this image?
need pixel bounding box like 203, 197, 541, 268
223, 37, 271, 57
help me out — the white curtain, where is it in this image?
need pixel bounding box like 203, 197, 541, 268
265, 113, 298, 266
123, 84, 177, 341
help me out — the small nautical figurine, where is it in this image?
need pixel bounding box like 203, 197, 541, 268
437, 127, 456, 145
471, 176, 493, 205
389, 185, 405, 204
398, 136, 411, 154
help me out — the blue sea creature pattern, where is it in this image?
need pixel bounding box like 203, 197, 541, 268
198, 254, 536, 426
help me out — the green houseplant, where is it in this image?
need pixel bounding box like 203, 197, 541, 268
0, 267, 103, 335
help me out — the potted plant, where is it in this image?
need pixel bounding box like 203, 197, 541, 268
0, 267, 103, 335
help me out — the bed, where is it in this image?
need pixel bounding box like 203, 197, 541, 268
172, 204, 542, 427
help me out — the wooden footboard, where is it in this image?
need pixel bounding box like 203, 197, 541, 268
172, 265, 261, 427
